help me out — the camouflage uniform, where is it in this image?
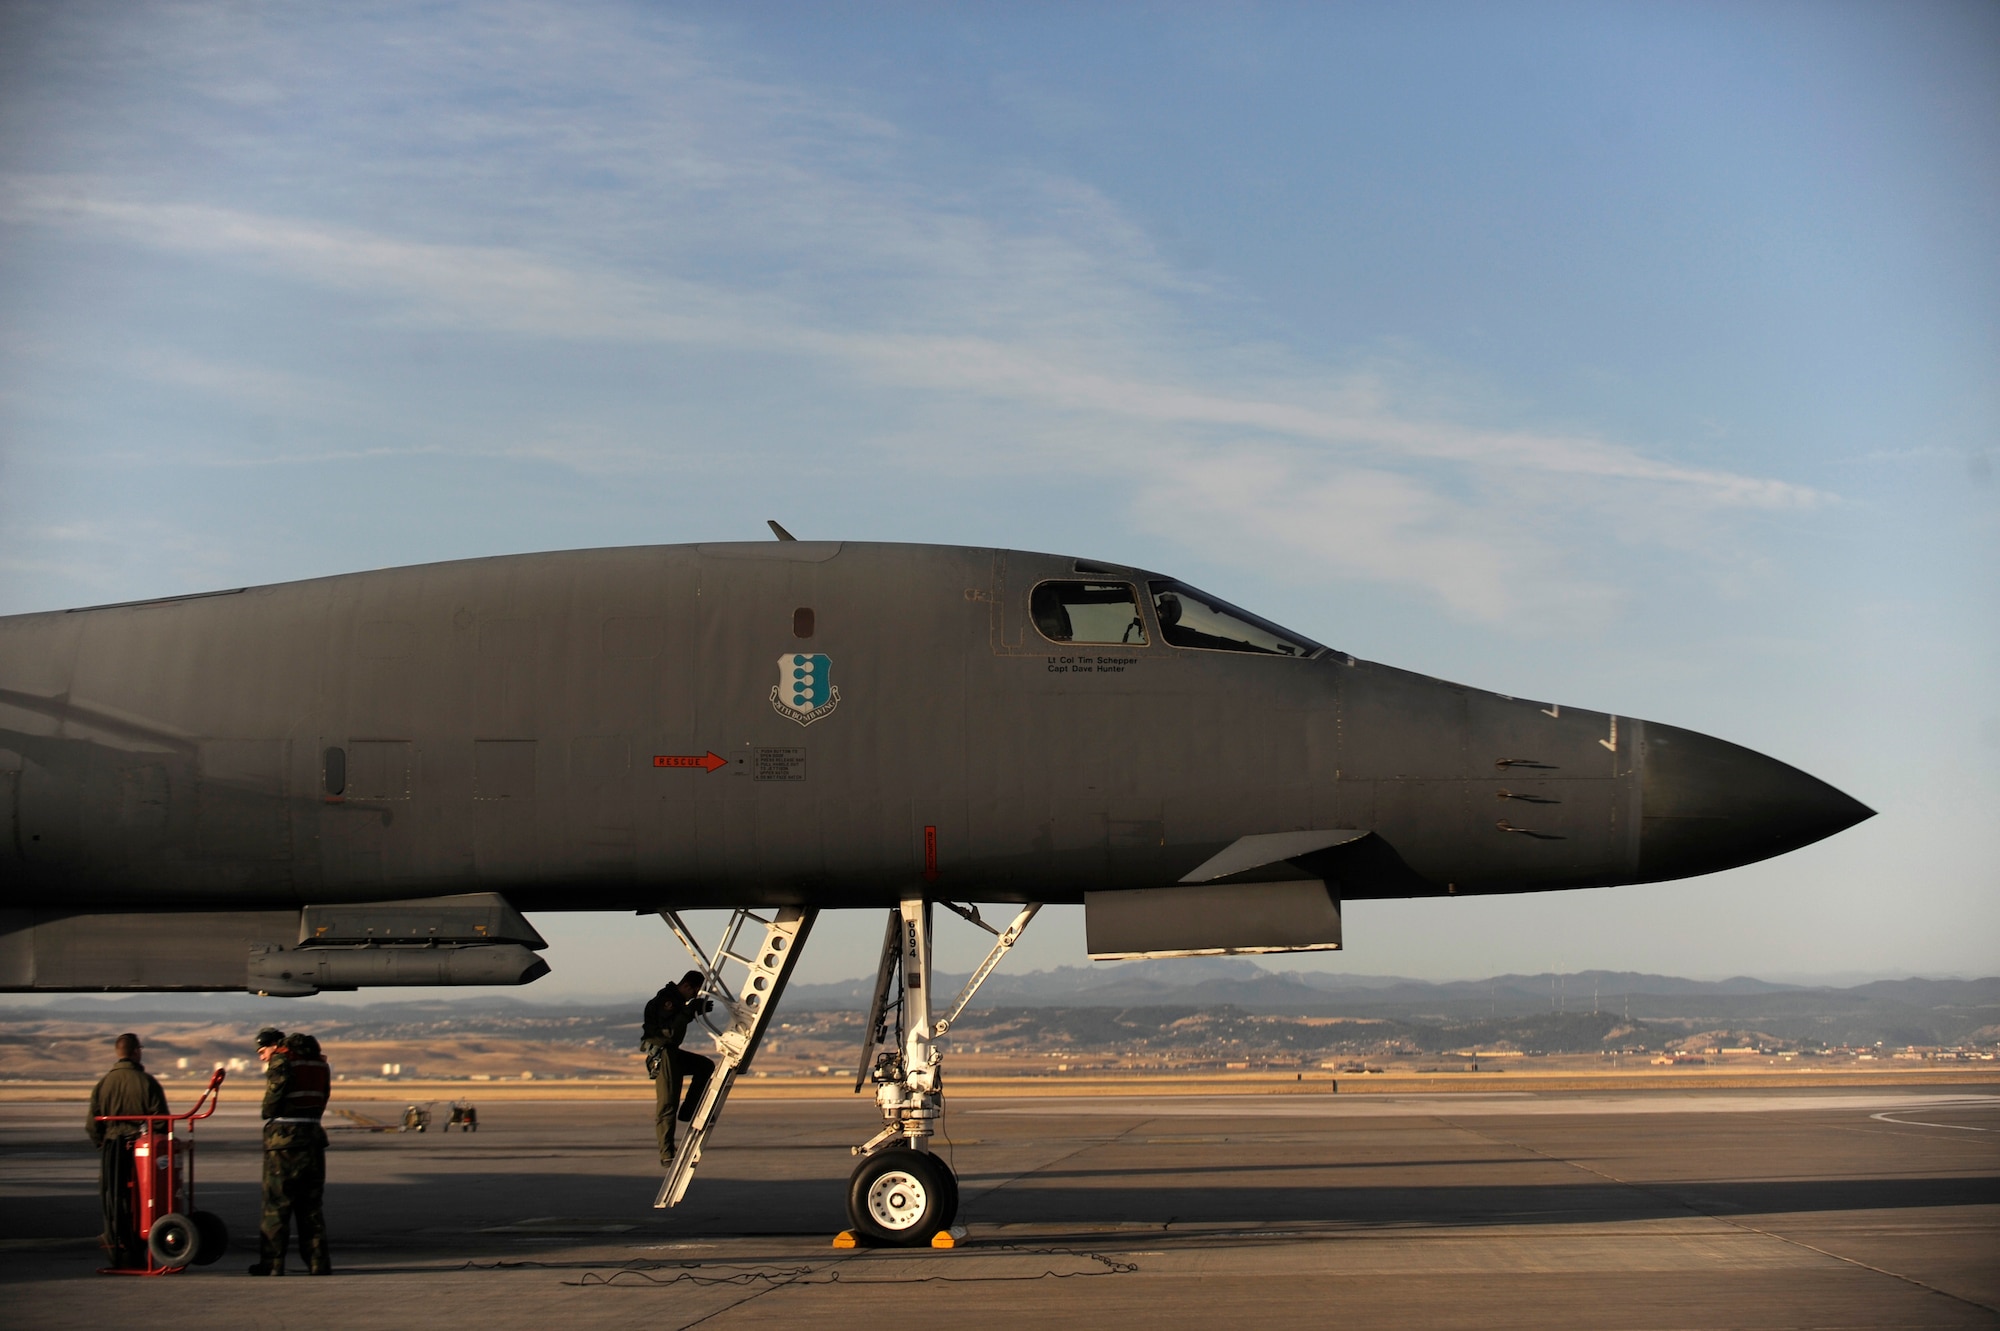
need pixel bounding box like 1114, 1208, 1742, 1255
641, 984, 713, 1164
86, 1056, 167, 1267
258, 1034, 332, 1275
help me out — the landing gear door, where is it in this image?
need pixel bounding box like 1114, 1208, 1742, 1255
1084, 880, 1343, 959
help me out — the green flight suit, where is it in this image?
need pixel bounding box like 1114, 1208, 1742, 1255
86, 1058, 167, 1266
641, 986, 714, 1164
259, 1044, 332, 1275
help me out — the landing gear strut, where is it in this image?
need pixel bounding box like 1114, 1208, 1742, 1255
651, 895, 1037, 1246
846, 894, 1039, 1245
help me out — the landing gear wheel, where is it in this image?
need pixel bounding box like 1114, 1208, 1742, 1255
883, 1139, 957, 1229
190, 1210, 229, 1266
147, 1212, 198, 1270
847, 1149, 950, 1246
932, 1156, 959, 1232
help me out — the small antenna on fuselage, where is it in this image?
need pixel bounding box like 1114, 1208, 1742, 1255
767, 520, 797, 541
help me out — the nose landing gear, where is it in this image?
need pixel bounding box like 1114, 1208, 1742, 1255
843, 895, 1038, 1246
652, 894, 1037, 1247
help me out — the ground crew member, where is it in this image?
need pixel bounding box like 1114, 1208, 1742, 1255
86, 1033, 167, 1268
642, 969, 714, 1165
248, 1027, 333, 1276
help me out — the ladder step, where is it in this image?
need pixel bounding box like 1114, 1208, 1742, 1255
654, 905, 817, 1208
656, 1064, 738, 1208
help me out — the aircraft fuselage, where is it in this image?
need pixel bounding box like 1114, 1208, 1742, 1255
0, 540, 1868, 921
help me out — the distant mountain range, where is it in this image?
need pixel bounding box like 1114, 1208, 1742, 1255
17, 959, 1998, 1048
782, 956, 1995, 1015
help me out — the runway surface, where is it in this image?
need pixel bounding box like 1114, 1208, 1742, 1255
3, 1085, 1995, 1329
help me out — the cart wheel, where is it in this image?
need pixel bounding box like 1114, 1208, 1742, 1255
190, 1210, 229, 1265
846, 1150, 950, 1246
148, 1212, 199, 1270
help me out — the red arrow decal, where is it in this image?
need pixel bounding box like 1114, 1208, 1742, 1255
654, 751, 728, 773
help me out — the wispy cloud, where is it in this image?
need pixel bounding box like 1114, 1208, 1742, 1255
0, 7, 1828, 624
127, 346, 332, 410
0, 518, 238, 596
5, 179, 1831, 507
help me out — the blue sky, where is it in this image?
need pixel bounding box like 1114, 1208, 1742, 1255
1, 2, 1994, 993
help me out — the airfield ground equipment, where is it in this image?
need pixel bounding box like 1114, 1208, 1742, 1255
446, 1102, 479, 1131
95, 1067, 229, 1275
655, 895, 1039, 1244
328, 1107, 397, 1132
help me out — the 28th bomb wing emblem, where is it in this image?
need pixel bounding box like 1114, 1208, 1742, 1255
772, 652, 841, 726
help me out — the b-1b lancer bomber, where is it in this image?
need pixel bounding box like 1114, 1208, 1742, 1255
0, 532, 1872, 1242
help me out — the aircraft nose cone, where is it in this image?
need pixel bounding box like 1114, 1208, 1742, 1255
1637, 722, 1874, 883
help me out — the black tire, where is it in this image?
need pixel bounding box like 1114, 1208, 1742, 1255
190, 1210, 229, 1266
847, 1150, 949, 1246
872, 1141, 957, 1230
148, 1212, 199, 1270
936, 1156, 959, 1231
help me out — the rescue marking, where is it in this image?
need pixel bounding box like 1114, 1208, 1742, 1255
655, 752, 728, 773
923, 824, 939, 883
772, 652, 841, 726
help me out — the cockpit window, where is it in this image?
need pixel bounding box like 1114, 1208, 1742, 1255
1149, 580, 1323, 657
1030, 581, 1149, 645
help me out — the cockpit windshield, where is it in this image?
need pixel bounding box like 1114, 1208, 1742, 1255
1148, 580, 1323, 658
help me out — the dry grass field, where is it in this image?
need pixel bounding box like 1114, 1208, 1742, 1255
9, 986, 1992, 1107
6, 1060, 1996, 1106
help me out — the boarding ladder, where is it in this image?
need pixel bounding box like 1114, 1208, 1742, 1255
654, 906, 817, 1208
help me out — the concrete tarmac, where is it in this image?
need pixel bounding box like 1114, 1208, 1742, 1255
3, 1086, 1995, 1329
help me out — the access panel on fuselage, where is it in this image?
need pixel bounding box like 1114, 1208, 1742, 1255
316, 562, 448, 899
1457, 690, 1637, 891
1325, 669, 1642, 894
304, 547, 704, 908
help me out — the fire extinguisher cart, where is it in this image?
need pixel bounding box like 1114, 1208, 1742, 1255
95, 1067, 230, 1275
